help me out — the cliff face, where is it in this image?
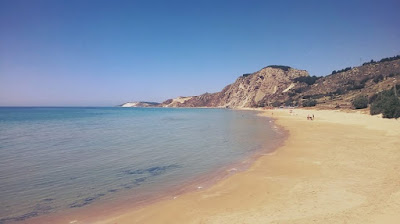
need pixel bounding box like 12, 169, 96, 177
120, 102, 160, 107
162, 66, 309, 108
121, 57, 400, 109
161, 59, 400, 109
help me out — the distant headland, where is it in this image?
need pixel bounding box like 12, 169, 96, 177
121, 55, 400, 118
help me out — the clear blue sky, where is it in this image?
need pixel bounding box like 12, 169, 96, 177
1, 0, 399, 106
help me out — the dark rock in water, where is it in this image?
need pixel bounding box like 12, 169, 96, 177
122, 184, 133, 189
33, 204, 52, 214
115, 164, 182, 192
0, 201, 54, 223
13, 211, 39, 221
134, 177, 147, 185
146, 166, 168, 176
84, 197, 96, 202
0, 218, 10, 224
123, 164, 181, 176
69, 193, 106, 208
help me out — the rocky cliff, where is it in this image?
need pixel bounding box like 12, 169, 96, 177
162, 65, 309, 108
120, 56, 400, 109
161, 57, 400, 109
120, 102, 160, 107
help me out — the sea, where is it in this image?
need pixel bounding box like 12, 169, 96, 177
0, 107, 283, 223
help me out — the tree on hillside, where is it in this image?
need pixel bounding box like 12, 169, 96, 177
352, 95, 368, 109
370, 85, 400, 119
302, 99, 317, 107
293, 76, 321, 85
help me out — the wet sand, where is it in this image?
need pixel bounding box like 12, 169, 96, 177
93, 108, 400, 224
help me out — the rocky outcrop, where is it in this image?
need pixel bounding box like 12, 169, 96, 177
162, 97, 193, 107
122, 56, 400, 109
162, 66, 309, 108
120, 102, 160, 107
161, 58, 400, 109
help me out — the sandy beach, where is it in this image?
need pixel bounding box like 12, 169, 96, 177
94, 108, 400, 224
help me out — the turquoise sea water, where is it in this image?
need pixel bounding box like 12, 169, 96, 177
0, 107, 281, 223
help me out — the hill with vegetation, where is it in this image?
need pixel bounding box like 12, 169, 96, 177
160, 55, 400, 118
119, 55, 400, 118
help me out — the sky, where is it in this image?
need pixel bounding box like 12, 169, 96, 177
1, 0, 400, 106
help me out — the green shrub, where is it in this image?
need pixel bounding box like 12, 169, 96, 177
302, 99, 317, 107
284, 98, 294, 106
346, 79, 365, 91
293, 76, 321, 85
265, 65, 291, 71
373, 74, 384, 83
352, 95, 368, 109
369, 94, 378, 104
303, 94, 326, 99
294, 87, 307, 93
346, 83, 365, 91
256, 101, 266, 107
333, 88, 345, 95
331, 67, 351, 75
363, 59, 376, 66
272, 101, 282, 107
362, 55, 400, 65
370, 86, 400, 118
378, 55, 400, 63
360, 77, 370, 85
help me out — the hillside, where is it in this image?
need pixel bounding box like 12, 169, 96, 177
161, 65, 309, 108
296, 58, 400, 109
161, 57, 400, 110
120, 102, 160, 107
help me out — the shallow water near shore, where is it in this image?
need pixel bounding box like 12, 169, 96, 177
0, 107, 282, 223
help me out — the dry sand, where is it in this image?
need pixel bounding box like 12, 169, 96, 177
95, 109, 400, 224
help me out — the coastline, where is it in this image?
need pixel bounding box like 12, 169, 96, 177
92, 108, 400, 224
22, 109, 285, 224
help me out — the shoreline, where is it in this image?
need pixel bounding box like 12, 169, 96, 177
91, 108, 400, 224
23, 110, 286, 224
